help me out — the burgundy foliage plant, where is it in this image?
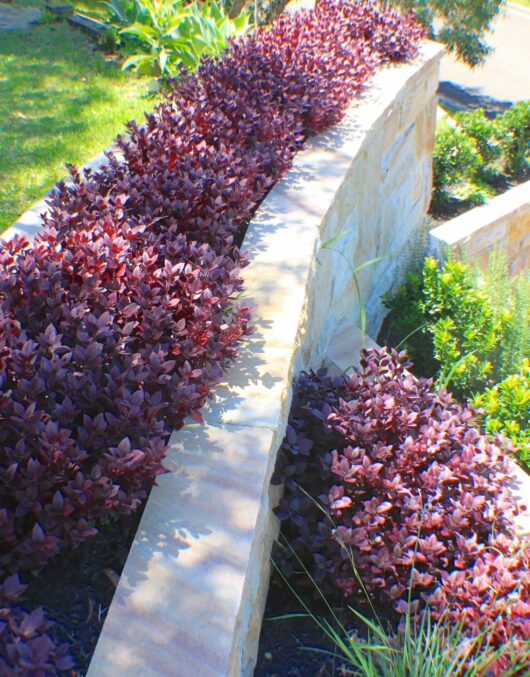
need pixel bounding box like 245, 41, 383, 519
0, 1, 424, 669
274, 348, 530, 653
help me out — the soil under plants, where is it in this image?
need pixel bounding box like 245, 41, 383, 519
18, 507, 144, 674
255, 573, 363, 677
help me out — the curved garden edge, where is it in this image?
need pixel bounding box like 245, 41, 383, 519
84, 40, 444, 677
429, 179, 530, 274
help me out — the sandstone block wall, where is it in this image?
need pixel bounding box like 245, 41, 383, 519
299, 47, 441, 368
429, 180, 530, 273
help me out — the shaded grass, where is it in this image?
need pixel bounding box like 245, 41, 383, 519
0, 13, 158, 231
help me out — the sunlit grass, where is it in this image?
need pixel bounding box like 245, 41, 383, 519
0, 9, 158, 231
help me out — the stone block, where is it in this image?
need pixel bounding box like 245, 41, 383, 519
429, 180, 530, 272
507, 207, 530, 242
326, 320, 379, 374
380, 122, 416, 178
88, 423, 280, 677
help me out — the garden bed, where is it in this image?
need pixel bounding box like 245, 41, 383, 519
0, 2, 441, 675
257, 342, 530, 676
86, 39, 443, 677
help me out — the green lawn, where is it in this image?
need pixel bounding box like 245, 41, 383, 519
511, 0, 530, 8
0, 10, 157, 232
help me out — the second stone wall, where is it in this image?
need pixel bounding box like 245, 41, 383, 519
429, 180, 530, 273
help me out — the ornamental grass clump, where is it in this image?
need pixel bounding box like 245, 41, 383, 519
274, 348, 530, 665
0, 1, 424, 669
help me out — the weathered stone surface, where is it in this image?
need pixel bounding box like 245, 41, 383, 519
430, 180, 530, 273
326, 321, 379, 375
88, 422, 279, 677
0, 5, 40, 30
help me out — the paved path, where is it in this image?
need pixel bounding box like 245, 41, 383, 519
0, 4, 41, 31
439, 2, 530, 111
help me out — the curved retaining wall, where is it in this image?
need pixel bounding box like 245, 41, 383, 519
86, 40, 443, 677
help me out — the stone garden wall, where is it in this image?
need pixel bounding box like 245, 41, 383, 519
87, 40, 443, 677
429, 180, 530, 273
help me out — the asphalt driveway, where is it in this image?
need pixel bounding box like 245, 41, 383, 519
438, 2, 530, 112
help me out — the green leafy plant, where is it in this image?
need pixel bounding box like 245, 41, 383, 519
473, 359, 530, 470
454, 108, 501, 169
421, 256, 501, 395
432, 102, 530, 213
423, 253, 529, 397
431, 120, 482, 209
496, 101, 530, 175
102, 0, 249, 77
380, 269, 436, 377
381, 252, 529, 400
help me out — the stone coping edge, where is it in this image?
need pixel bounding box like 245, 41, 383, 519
429, 179, 530, 268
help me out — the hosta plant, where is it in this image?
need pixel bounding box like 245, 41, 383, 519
274, 348, 530, 655
107, 0, 250, 76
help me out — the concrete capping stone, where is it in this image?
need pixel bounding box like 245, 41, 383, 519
87, 41, 444, 677
429, 179, 530, 272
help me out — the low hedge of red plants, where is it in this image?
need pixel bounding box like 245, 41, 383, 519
274, 348, 530, 668
0, 1, 424, 670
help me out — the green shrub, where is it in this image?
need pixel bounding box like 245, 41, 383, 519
431, 102, 530, 212
454, 108, 501, 168
422, 256, 501, 396
473, 360, 530, 470
431, 121, 481, 208
496, 101, 530, 175
382, 252, 529, 400
422, 253, 529, 398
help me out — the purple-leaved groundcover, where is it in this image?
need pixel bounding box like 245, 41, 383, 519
0, 1, 424, 671
274, 348, 530, 674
